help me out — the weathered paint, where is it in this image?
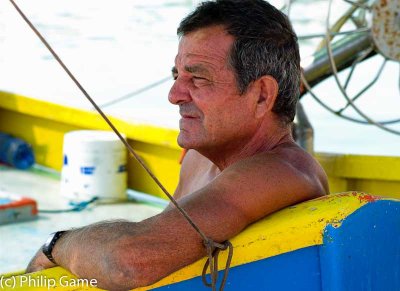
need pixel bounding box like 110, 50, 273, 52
372, 0, 400, 61
3, 192, 395, 291
356, 193, 381, 203
320, 200, 400, 290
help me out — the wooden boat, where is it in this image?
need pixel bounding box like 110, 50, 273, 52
0, 91, 399, 290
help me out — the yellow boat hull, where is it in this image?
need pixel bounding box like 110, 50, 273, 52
1, 192, 399, 290
0, 91, 399, 199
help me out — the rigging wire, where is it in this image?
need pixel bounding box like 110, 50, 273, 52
9, 0, 233, 289
337, 58, 387, 114
98, 75, 172, 109
343, 0, 371, 10
325, 0, 400, 135
289, 0, 400, 129
299, 0, 400, 132
298, 27, 370, 40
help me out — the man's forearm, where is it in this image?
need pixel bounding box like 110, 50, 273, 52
52, 220, 140, 290
30, 207, 212, 290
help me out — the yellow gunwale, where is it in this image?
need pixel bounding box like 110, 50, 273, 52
0, 91, 182, 196
1, 91, 400, 197
1, 192, 389, 291
0, 91, 180, 150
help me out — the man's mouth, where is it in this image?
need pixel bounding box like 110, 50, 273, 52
181, 114, 197, 119
179, 103, 202, 120
179, 114, 200, 130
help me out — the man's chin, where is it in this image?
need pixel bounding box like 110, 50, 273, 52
177, 138, 191, 149
177, 134, 197, 150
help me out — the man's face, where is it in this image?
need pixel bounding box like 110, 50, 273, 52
169, 25, 258, 153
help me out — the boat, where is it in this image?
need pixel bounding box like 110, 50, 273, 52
1, 91, 399, 200
1, 92, 399, 291
0, 0, 399, 289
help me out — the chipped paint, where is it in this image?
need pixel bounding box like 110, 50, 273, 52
357, 193, 381, 203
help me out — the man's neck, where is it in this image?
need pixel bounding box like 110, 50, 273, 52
200, 123, 294, 170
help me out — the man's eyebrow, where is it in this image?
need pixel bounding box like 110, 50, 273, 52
171, 66, 178, 75
184, 64, 210, 75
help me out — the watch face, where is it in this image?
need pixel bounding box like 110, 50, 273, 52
45, 232, 57, 247
43, 231, 66, 264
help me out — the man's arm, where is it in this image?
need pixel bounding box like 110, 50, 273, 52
27, 152, 325, 291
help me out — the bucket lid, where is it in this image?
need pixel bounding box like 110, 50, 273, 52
63, 130, 126, 152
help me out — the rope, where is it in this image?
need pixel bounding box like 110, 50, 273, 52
39, 197, 99, 213
9, 0, 233, 289
202, 240, 233, 291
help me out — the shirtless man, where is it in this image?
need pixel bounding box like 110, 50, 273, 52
26, 1, 328, 290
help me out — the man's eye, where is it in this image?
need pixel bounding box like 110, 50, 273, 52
192, 76, 211, 87
193, 76, 207, 81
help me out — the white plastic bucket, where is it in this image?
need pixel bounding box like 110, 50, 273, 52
60, 130, 127, 202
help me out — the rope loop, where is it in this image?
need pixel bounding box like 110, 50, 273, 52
202, 240, 233, 291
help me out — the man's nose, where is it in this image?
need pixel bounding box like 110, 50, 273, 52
168, 78, 192, 105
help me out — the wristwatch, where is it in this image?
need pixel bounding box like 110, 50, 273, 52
42, 231, 67, 264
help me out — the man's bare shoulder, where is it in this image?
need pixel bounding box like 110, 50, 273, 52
269, 143, 328, 194
173, 142, 329, 227
176, 143, 328, 204
224, 142, 329, 201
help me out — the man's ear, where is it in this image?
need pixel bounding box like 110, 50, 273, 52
254, 75, 278, 118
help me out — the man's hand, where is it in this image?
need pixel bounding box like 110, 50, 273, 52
26, 247, 56, 273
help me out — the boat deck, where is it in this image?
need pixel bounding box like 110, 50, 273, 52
0, 165, 164, 274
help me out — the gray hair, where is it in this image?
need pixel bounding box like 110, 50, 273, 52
178, 0, 300, 123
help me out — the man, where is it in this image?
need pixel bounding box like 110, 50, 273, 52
26, 1, 328, 290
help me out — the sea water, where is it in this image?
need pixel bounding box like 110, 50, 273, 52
0, 0, 399, 156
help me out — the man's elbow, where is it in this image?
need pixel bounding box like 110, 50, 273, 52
106, 244, 165, 290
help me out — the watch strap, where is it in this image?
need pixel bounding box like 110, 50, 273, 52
42, 231, 67, 264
